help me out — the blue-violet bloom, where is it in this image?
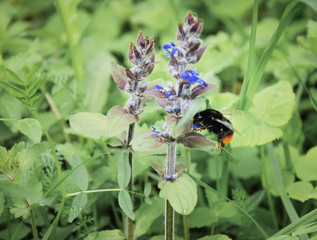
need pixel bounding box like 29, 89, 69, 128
163, 42, 178, 57
181, 69, 207, 87
151, 125, 161, 136
156, 85, 173, 98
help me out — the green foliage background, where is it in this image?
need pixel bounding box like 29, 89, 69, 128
0, 0, 316, 239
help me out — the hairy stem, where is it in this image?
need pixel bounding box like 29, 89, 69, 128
183, 148, 191, 240
125, 123, 135, 240
166, 200, 174, 240
165, 141, 177, 240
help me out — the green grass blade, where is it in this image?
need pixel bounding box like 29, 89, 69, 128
54, 0, 84, 84
299, 0, 317, 12
267, 143, 309, 240
243, 1, 304, 109
283, 54, 317, 111
267, 143, 299, 222
271, 209, 317, 237
238, 0, 259, 109
190, 174, 269, 239
79, 0, 110, 41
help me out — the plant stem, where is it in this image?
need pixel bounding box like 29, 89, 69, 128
183, 148, 191, 240
32, 109, 66, 239
30, 207, 39, 240
66, 188, 122, 197
54, 0, 84, 84
165, 141, 177, 240
125, 123, 135, 240
260, 146, 279, 231
44, 92, 71, 143
166, 142, 176, 176
183, 215, 189, 240
166, 200, 174, 240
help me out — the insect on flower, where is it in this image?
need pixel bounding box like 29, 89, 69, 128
193, 109, 234, 152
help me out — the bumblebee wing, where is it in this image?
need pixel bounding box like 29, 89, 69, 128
214, 118, 234, 132
221, 108, 243, 119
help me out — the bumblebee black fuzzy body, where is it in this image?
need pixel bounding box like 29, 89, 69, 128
193, 109, 234, 146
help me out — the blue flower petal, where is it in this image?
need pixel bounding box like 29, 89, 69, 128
163, 44, 171, 50
156, 85, 164, 90
171, 48, 177, 57
180, 71, 188, 79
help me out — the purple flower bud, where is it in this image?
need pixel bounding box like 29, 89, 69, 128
164, 174, 172, 181
172, 172, 179, 180
138, 81, 148, 93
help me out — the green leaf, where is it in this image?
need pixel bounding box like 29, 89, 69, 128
268, 236, 300, 240
131, 130, 164, 151
190, 174, 269, 239
240, 1, 303, 109
198, 234, 232, 240
171, 97, 205, 136
231, 122, 282, 147
144, 183, 151, 196
286, 181, 317, 202
281, 111, 302, 145
0, 80, 25, 98
6, 68, 24, 85
17, 118, 42, 143
15, 142, 49, 178
230, 147, 261, 179
72, 155, 89, 191
25, 65, 39, 85
83, 52, 114, 112
267, 142, 299, 222
118, 190, 135, 220
300, 0, 317, 12
0, 191, 5, 216
84, 230, 125, 240
189, 207, 217, 228
134, 198, 164, 238
159, 174, 197, 215
117, 153, 131, 189
69, 112, 108, 139
105, 106, 138, 137
26, 77, 43, 97
295, 146, 317, 181
68, 192, 87, 223
0, 92, 25, 132
250, 81, 295, 127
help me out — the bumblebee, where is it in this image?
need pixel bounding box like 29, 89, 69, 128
193, 109, 234, 149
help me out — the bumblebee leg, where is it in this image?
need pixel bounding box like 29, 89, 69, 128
219, 142, 225, 154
